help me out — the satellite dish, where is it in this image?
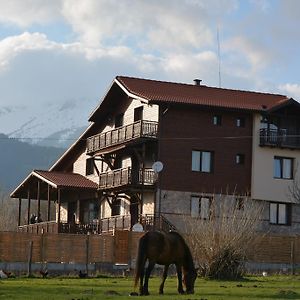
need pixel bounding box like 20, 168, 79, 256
152, 161, 163, 173
132, 223, 144, 232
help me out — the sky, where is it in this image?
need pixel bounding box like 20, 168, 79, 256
0, 0, 300, 134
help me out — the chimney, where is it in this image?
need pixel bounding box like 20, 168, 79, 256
193, 79, 202, 86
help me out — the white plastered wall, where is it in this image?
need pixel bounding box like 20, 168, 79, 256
251, 114, 300, 203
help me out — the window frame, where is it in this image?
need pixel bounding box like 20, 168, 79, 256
191, 196, 212, 220
273, 156, 293, 179
213, 115, 222, 126
134, 106, 144, 122
236, 117, 245, 128
235, 153, 245, 165
85, 158, 95, 176
192, 150, 214, 173
269, 202, 291, 225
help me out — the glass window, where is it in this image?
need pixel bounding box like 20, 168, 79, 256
191, 196, 199, 218
274, 157, 293, 179
236, 154, 245, 165
278, 204, 287, 224
85, 158, 94, 175
192, 150, 213, 173
236, 117, 245, 127
192, 151, 201, 171
213, 115, 222, 126
270, 203, 277, 224
200, 197, 210, 219
134, 106, 143, 122
201, 152, 212, 172
269, 202, 290, 225
190, 196, 211, 219
282, 158, 292, 179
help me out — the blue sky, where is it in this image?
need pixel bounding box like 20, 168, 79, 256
0, 0, 300, 135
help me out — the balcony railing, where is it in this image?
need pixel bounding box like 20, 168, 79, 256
17, 214, 176, 235
87, 120, 158, 154
260, 128, 300, 149
99, 167, 156, 189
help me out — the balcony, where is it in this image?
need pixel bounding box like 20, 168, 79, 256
87, 120, 158, 155
260, 128, 300, 149
99, 167, 156, 190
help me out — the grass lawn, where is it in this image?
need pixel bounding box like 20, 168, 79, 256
0, 275, 300, 300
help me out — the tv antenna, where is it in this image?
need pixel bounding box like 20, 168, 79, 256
217, 26, 222, 88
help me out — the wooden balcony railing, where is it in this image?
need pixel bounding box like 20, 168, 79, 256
18, 221, 59, 234
260, 128, 300, 149
17, 214, 176, 235
99, 167, 156, 189
59, 215, 132, 234
86, 120, 158, 155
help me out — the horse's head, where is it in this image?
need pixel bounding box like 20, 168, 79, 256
183, 268, 197, 294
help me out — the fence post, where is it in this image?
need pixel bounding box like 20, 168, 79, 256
86, 235, 89, 276
27, 240, 33, 277
291, 240, 295, 275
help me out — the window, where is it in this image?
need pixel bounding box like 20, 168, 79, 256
134, 106, 143, 122
274, 157, 293, 179
269, 202, 291, 225
192, 150, 213, 173
115, 113, 124, 128
191, 196, 211, 219
85, 158, 94, 175
236, 154, 245, 165
236, 117, 245, 127
213, 115, 222, 126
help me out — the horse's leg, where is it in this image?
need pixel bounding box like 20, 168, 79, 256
143, 261, 155, 295
176, 264, 184, 294
139, 259, 146, 295
159, 264, 169, 294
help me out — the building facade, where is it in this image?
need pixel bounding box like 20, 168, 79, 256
11, 76, 300, 235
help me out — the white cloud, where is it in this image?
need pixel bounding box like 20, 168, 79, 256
0, 0, 62, 27
223, 36, 273, 72
278, 83, 300, 101
61, 0, 238, 51
0, 32, 57, 70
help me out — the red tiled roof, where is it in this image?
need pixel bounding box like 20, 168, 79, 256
34, 170, 98, 189
116, 76, 289, 111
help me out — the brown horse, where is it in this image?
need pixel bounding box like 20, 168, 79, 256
134, 231, 197, 295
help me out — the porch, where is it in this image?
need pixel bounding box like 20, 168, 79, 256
17, 214, 176, 234
86, 120, 158, 155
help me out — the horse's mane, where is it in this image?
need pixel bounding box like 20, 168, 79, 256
168, 231, 195, 270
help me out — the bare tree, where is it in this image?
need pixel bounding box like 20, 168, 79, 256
288, 166, 300, 203
183, 194, 263, 279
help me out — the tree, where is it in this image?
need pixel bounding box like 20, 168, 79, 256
183, 194, 264, 279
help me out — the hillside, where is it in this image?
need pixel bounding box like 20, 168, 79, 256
0, 133, 65, 192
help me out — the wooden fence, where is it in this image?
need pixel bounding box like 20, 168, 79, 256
0, 231, 300, 269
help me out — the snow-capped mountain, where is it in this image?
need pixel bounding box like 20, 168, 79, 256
0, 98, 96, 148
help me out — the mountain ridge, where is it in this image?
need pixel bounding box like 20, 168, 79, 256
0, 133, 65, 192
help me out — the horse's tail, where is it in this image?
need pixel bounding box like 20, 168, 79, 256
134, 233, 147, 289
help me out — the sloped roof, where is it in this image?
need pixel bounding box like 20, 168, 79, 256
33, 170, 98, 189
116, 76, 289, 111
10, 170, 98, 198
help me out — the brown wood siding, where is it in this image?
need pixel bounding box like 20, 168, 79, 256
159, 105, 253, 195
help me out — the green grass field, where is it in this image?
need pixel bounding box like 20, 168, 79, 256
0, 275, 300, 300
